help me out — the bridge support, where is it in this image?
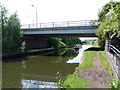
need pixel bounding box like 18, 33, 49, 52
23, 36, 50, 49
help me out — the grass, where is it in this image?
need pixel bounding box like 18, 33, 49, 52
63, 75, 90, 88
99, 51, 112, 75
98, 51, 120, 89
60, 51, 96, 88
76, 51, 96, 69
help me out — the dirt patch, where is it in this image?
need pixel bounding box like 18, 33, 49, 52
73, 52, 111, 88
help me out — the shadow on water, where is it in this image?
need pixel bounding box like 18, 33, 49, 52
2, 51, 56, 63
3, 49, 78, 63
85, 47, 102, 51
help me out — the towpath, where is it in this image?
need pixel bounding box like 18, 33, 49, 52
74, 52, 111, 88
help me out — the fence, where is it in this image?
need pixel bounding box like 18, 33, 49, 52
107, 44, 120, 79
21, 20, 99, 29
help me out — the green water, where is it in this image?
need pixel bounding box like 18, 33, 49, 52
3, 49, 79, 88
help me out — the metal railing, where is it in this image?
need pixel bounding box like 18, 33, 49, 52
108, 44, 120, 79
21, 20, 99, 29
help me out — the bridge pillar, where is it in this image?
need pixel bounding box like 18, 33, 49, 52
23, 36, 50, 49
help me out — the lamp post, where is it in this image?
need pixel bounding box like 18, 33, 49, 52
31, 5, 38, 28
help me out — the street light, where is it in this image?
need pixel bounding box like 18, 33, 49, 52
31, 5, 38, 28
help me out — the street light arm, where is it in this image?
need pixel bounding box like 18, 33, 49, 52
31, 5, 37, 9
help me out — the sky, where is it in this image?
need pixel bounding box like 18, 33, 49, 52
1, 0, 120, 25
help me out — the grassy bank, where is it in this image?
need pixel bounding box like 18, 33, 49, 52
62, 51, 96, 88
63, 75, 89, 88
76, 51, 96, 69
99, 51, 112, 74
62, 50, 119, 88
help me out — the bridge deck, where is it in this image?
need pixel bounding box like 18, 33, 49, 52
21, 20, 99, 37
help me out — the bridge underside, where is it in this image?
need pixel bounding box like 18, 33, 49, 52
23, 36, 50, 49
23, 33, 97, 37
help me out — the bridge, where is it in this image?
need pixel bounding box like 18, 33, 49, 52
21, 20, 99, 37
21, 20, 99, 49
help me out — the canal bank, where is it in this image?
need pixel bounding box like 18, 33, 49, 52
2, 48, 57, 59
62, 48, 119, 88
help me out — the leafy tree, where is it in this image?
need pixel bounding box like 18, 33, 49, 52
1, 4, 23, 54
49, 37, 66, 48
49, 37, 81, 48
0, 3, 8, 40
97, 1, 120, 46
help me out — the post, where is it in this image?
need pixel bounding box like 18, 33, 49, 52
28, 24, 30, 29
31, 5, 38, 28
85, 20, 86, 26
36, 8, 38, 28
68, 21, 69, 27
40, 23, 41, 28
53, 22, 54, 27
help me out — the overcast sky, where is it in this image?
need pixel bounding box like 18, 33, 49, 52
1, 0, 119, 25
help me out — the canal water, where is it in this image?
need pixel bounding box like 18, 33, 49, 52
2, 45, 92, 88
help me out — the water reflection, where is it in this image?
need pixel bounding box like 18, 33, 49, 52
22, 80, 57, 88
3, 49, 79, 88
67, 45, 93, 63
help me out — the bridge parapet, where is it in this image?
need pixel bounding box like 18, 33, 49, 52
21, 20, 99, 29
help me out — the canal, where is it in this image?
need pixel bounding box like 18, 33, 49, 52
2, 45, 92, 88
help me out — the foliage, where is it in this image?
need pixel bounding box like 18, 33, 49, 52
49, 37, 82, 48
97, 1, 120, 43
98, 1, 120, 22
99, 51, 120, 89
109, 79, 120, 89
1, 4, 23, 54
61, 37, 81, 47
76, 51, 96, 69
0, 3, 8, 37
63, 75, 89, 88
49, 37, 67, 48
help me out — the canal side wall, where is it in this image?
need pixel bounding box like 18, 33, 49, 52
2, 48, 56, 59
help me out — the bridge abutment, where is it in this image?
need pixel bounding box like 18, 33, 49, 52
23, 36, 50, 49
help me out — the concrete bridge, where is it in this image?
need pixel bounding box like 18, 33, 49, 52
21, 20, 99, 49
21, 20, 99, 37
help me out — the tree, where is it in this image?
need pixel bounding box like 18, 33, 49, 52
97, 1, 120, 45
1, 4, 23, 54
49, 37, 82, 48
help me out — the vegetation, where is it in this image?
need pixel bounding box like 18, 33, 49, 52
76, 51, 96, 69
63, 75, 89, 88
109, 79, 120, 89
99, 51, 120, 89
99, 51, 112, 74
97, 1, 120, 88
1, 3, 24, 54
49, 37, 66, 48
49, 37, 82, 48
57, 51, 96, 88
97, 1, 120, 48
